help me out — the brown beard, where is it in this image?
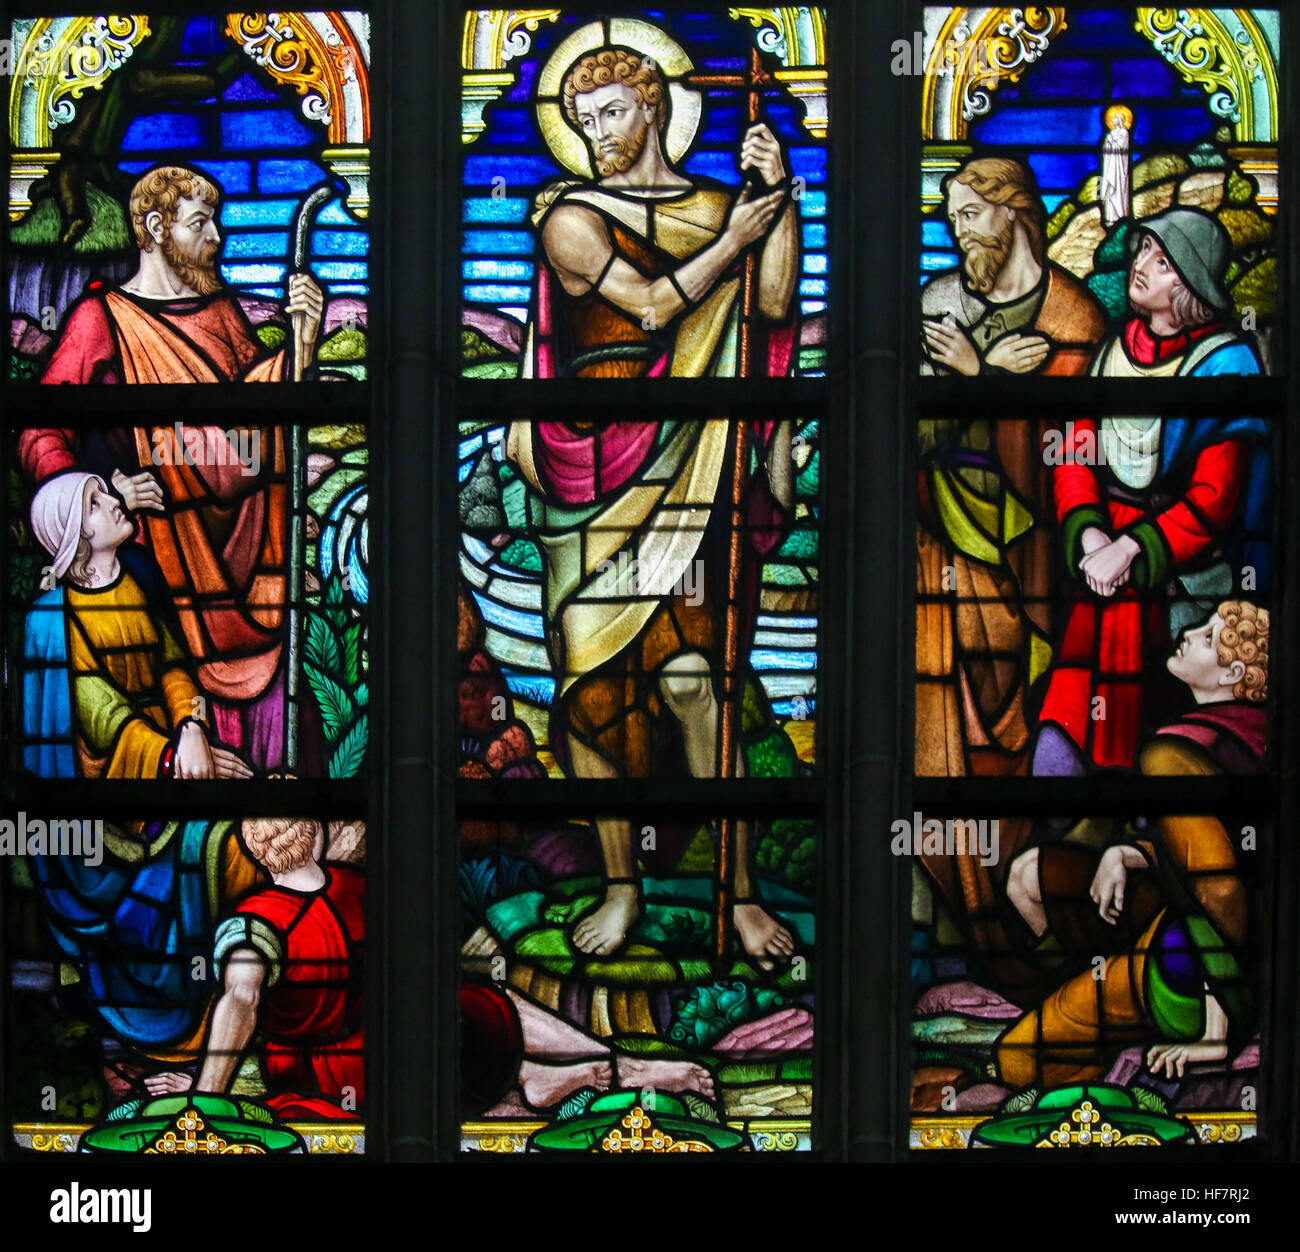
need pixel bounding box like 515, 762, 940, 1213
960, 220, 1014, 295
160, 234, 222, 296
594, 119, 649, 178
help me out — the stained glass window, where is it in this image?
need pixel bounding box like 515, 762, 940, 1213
909, 5, 1282, 1159
910, 809, 1265, 1147
7, 812, 366, 1154
8, 13, 371, 384
457, 416, 818, 781
460, 8, 828, 380
917, 7, 1280, 378
460, 810, 815, 1152
915, 415, 1273, 778
456, 5, 828, 1158
4, 9, 372, 1165
8, 423, 369, 781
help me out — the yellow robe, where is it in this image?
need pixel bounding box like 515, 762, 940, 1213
66, 571, 203, 779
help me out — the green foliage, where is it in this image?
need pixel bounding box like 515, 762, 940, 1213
499, 537, 542, 573
774, 526, 818, 560
1231, 256, 1277, 319
463, 360, 519, 379
554, 1087, 599, 1121
668, 980, 783, 1051
1045, 199, 1076, 241
11, 183, 130, 254
746, 728, 796, 780
319, 327, 367, 362
1002, 1087, 1039, 1113
237, 1100, 276, 1124
304, 574, 367, 778
756, 817, 817, 894
678, 1092, 721, 1123
1131, 1086, 1169, 1115
9, 354, 39, 381
256, 323, 287, 350
460, 452, 506, 530
462, 326, 507, 364
1086, 269, 1130, 321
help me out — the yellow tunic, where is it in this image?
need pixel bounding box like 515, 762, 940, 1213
66, 570, 203, 779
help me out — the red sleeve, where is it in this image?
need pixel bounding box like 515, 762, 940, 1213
1153, 439, 1249, 568
39, 295, 120, 384
17, 427, 79, 482
1053, 417, 1105, 523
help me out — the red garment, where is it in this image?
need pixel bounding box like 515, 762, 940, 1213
1041, 418, 1251, 768
235, 867, 364, 1118
40, 286, 276, 384
1122, 316, 1225, 366
1152, 702, 1267, 775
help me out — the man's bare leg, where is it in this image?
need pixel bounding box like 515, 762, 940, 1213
659, 652, 795, 970
507, 989, 614, 1108
734, 820, 796, 972
1006, 847, 1047, 937
507, 989, 714, 1101
567, 735, 641, 955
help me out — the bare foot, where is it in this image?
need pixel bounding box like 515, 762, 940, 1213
616, 1056, 715, 1101
518, 1058, 612, 1109
572, 884, 640, 956
734, 903, 795, 972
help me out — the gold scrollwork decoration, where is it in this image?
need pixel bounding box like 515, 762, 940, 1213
226, 13, 368, 144
752, 1129, 801, 1151
1137, 9, 1243, 126
29, 1132, 79, 1152
12, 16, 151, 148
476, 1133, 528, 1153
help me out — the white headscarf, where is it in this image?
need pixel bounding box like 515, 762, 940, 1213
30, 472, 106, 581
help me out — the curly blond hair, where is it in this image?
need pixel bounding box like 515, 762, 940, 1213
242, 816, 319, 874
561, 48, 667, 130
1216, 600, 1269, 702
128, 165, 219, 252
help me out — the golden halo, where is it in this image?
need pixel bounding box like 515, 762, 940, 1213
535, 18, 701, 179
1104, 104, 1134, 131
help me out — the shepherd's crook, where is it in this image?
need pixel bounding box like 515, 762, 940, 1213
283, 182, 334, 772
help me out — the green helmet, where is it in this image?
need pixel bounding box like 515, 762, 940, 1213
1128, 207, 1233, 315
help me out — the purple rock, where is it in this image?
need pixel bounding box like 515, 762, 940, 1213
325, 296, 368, 335
954, 1083, 1013, 1112
527, 827, 600, 877
915, 980, 1022, 1020
463, 307, 523, 355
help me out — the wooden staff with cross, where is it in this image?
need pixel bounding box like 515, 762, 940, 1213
684, 47, 779, 961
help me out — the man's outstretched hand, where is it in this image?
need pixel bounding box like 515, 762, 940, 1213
112, 468, 165, 513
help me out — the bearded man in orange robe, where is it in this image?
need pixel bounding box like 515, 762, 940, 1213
20, 164, 324, 770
